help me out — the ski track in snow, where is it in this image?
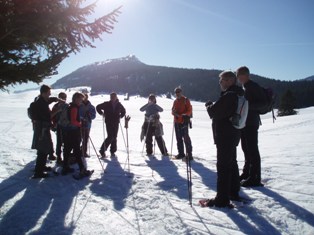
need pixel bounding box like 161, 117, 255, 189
0, 90, 314, 235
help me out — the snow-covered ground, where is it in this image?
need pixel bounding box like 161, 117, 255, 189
0, 89, 314, 235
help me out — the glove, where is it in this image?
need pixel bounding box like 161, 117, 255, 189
205, 100, 213, 107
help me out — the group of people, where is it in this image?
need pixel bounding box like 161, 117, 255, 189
31, 65, 265, 209
203, 66, 265, 208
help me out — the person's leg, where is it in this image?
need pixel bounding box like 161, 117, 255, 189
175, 123, 185, 157
110, 124, 119, 154
72, 129, 85, 172
56, 125, 62, 158
242, 125, 262, 186
34, 150, 48, 176
240, 128, 250, 180
145, 124, 154, 155
156, 136, 168, 155
229, 146, 240, 199
215, 142, 233, 205
182, 125, 192, 157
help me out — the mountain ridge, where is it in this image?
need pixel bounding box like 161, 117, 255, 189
52, 55, 314, 108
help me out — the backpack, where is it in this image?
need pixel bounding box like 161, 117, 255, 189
259, 87, 276, 123
259, 87, 276, 115
230, 95, 249, 129
27, 97, 39, 120
58, 103, 70, 127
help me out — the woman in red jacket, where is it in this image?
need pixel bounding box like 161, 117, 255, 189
62, 92, 92, 177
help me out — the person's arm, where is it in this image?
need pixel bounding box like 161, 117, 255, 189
89, 105, 96, 120
154, 104, 163, 112
183, 99, 192, 117
207, 93, 237, 120
120, 103, 126, 118
96, 103, 105, 115
140, 103, 150, 112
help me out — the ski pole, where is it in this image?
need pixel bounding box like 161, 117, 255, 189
119, 122, 128, 153
89, 136, 105, 172
124, 115, 131, 172
186, 155, 192, 206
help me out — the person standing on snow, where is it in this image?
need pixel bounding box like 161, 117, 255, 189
31, 85, 63, 178
80, 93, 96, 158
51, 92, 68, 165
202, 71, 242, 208
140, 94, 168, 156
96, 92, 126, 158
236, 66, 266, 187
62, 92, 93, 177
172, 87, 193, 162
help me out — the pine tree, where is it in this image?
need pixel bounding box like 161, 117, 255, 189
0, 0, 121, 90
278, 89, 297, 116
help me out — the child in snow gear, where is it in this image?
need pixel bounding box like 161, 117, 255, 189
31, 85, 63, 179
62, 92, 92, 177
140, 94, 168, 156
204, 71, 242, 208
51, 92, 68, 165
80, 93, 96, 158
236, 66, 265, 187
96, 92, 126, 158
172, 87, 193, 162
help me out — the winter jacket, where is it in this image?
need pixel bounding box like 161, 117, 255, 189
243, 80, 267, 127
31, 95, 56, 153
172, 96, 192, 124
207, 85, 243, 145
140, 102, 163, 118
96, 100, 126, 125
69, 103, 82, 129
80, 100, 96, 129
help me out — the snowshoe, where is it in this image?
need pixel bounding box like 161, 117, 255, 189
73, 170, 94, 180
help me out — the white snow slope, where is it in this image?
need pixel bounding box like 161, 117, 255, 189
0, 89, 314, 235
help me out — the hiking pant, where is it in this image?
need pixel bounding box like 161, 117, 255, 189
241, 125, 261, 181
55, 125, 63, 157
174, 123, 192, 157
81, 127, 90, 156
100, 122, 119, 154
143, 122, 168, 155
35, 151, 48, 174
215, 140, 240, 204
63, 129, 85, 171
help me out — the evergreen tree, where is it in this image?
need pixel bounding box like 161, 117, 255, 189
0, 0, 121, 90
278, 89, 297, 116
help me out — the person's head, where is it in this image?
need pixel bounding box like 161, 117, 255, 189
174, 87, 183, 99
83, 93, 89, 103
219, 71, 236, 91
236, 66, 250, 85
148, 94, 157, 104
110, 92, 117, 102
40, 85, 51, 99
58, 92, 67, 101
72, 92, 85, 106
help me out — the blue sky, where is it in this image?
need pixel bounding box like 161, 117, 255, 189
11, 0, 314, 91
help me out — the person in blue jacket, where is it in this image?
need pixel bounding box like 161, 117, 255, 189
80, 93, 96, 158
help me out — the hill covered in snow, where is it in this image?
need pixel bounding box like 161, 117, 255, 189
0, 89, 314, 235
51, 55, 314, 108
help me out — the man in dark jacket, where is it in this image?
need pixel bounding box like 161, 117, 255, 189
31, 85, 62, 178
236, 66, 266, 187
96, 92, 126, 158
203, 71, 242, 208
